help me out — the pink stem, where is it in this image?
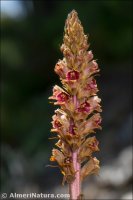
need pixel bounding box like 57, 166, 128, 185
73, 94, 79, 108
69, 151, 81, 200
69, 95, 81, 200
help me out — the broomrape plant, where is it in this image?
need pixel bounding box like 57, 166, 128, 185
49, 10, 102, 200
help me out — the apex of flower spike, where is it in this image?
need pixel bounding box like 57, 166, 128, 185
61, 10, 89, 57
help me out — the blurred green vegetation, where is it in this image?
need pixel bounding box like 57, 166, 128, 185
1, 0, 132, 157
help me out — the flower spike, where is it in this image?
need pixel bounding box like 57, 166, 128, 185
49, 10, 102, 200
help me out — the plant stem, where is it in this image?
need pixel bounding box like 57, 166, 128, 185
69, 95, 81, 200
69, 150, 81, 200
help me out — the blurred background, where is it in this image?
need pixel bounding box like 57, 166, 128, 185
1, 0, 132, 199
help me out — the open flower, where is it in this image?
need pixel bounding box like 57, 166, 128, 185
66, 70, 79, 81
51, 114, 62, 132
57, 92, 69, 103
51, 109, 71, 135
77, 101, 91, 113
77, 77, 98, 98
49, 85, 70, 105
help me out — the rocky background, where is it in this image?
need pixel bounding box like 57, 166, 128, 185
1, 1, 132, 199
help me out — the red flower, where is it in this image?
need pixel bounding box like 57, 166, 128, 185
57, 92, 69, 102
66, 70, 79, 80
53, 119, 62, 129
77, 101, 90, 113
49, 86, 69, 104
